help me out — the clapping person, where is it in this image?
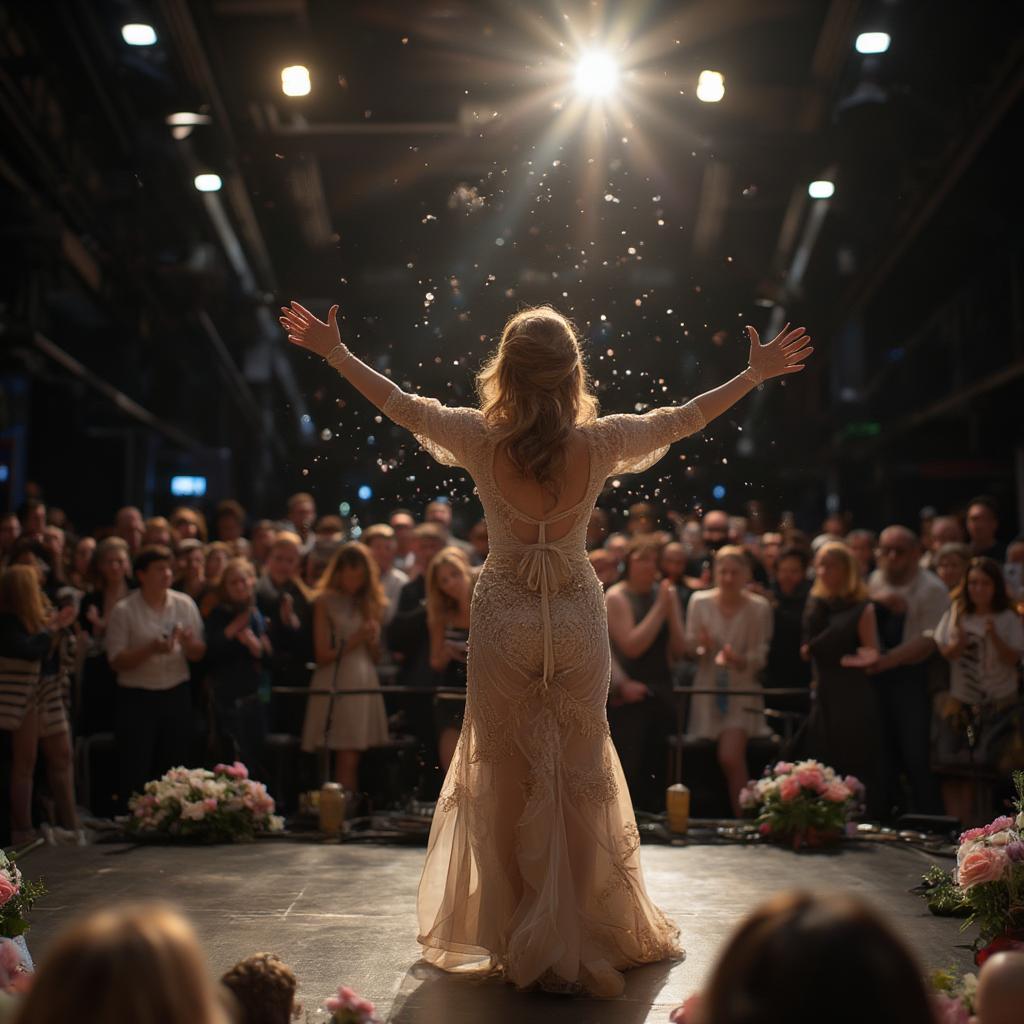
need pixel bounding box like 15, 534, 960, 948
173, 539, 207, 602
425, 548, 473, 773
0, 565, 79, 845
301, 542, 389, 796
106, 546, 206, 807
77, 537, 132, 736
204, 559, 271, 775
934, 558, 1024, 824
68, 535, 96, 593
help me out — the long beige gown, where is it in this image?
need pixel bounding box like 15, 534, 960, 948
379, 384, 705, 997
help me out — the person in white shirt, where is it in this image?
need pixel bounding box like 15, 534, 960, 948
106, 545, 205, 805
934, 557, 1024, 823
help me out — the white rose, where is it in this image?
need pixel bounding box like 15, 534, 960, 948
1016, 812, 1024, 830
989, 831, 1011, 846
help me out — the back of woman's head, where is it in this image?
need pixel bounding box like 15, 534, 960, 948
13, 903, 229, 1024
696, 892, 934, 1024
476, 305, 598, 498
0, 564, 48, 634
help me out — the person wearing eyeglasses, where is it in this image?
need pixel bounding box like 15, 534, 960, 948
865, 525, 949, 817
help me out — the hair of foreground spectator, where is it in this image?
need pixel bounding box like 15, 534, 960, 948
693, 891, 935, 1024
12, 903, 232, 1024
221, 952, 298, 1024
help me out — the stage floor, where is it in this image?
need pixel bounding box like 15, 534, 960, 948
23, 838, 970, 1022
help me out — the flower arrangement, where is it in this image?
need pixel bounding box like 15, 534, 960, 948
739, 759, 864, 850
931, 967, 978, 1024
127, 762, 285, 843
322, 984, 378, 1023
0, 851, 45, 940
919, 771, 1024, 963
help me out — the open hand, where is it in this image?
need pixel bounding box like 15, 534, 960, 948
747, 324, 813, 381
279, 301, 341, 358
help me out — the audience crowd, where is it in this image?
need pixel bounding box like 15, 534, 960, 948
1, 488, 1023, 846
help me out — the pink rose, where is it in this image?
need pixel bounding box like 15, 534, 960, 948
982, 816, 1015, 837
823, 782, 851, 803
0, 876, 19, 908
959, 826, 986, 844
795, 768, 823, 791
774, 761, 795, 775
214, 761, 249, 779
933, 994, 970, 1024
957, 847, 1009, 889
779, 776, 801, 802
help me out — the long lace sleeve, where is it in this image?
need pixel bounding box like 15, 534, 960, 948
590, 402, 706, 477
381, 386, 485, 468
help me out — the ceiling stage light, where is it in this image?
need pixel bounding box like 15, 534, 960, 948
808, 180, 835, 199
122, 23, 157, 46
574, 51, 619, 98
855, 32, 891, 54
696, 70, 725, 103
194, 173, 223, 193
281, 65, 311, 97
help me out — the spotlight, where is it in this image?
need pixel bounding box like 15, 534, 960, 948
122, 23, 157, 46
574, 51, 619, 99
357, 485, 373, 501
165, 112, 211, 140
194, 173, 223, 192
281, 65, 311, 97
855, 32, 890, 54
696, 70, 725, 103
712, 484, 727, 500
808, 180, 835, 199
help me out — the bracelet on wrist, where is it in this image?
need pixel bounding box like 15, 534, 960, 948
326, 343, 354, 371
741, 365, 764, 387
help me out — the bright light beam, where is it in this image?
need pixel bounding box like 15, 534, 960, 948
574, 51, 619, 99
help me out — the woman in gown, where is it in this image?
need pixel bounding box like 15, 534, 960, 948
279, 300, 813, 997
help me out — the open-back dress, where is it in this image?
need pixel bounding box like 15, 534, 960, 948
377, 382, 705, 997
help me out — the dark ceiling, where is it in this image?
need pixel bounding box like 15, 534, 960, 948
0, 0, 1021, 531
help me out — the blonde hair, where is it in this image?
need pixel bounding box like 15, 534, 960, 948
12, 903, 230, 1024
425, 547, 474, 630
476, 305, 599, 500
0, 564, 50, 634
713, 544, 752, 582
811, 541, 868, 602
316, 541, 386, 624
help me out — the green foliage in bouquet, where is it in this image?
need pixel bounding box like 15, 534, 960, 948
0, 851, 47, 939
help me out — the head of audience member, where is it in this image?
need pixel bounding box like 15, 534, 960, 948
0, 564, 49, 634
952, 557, 1010, 618
875, 525, 921, 586
1007, 537, 1024, 564
215, 558, 257, 614
41, 524, 65, 570
622, 535, 662, 592
425, 499, 453, 536
7, 537, 57, 591
250, 520, 277, 565
220, 952, 299, 1024
70, 534, 97, 587
604, 532, 630, 564
425, 547, 473, 628
205, 542, 231, 587
12, 903, 232, 1024
728, 516, 749, 546
389, 509, 416, 556
229, 537, 252, 561
285, 492, 316, 541
310, 517, 342, 546
19, 498, 47, 541
821, 511, 848, 539
303, 543, 337, 590
143, 516, 173, 548
0, 512, 21, 557
468, 519, 489, 562
783, 527, 811, 556
361, 524, 399, 575
701, 510, 730, 553
934, 542, 972, 593
214, 500, 246, 543
134, 546, 174, 602
680, 520, 704, 557
114, 506, 144, 554
587, 507, 609, 550
713, 545, 751, 598
589, 548, 620, 589
811, 542, 867, 604
317, 541, 386, 623
774, 545, 810, 598
758, 532, 782, 575
928, 515, 964, 553
690, 891, 934, 1024
845, 529, 876, 578
171, 506, 208, 544
88, 537, 131, 592
626, 502, 656, 537
265, 534, 303, 589
966, 495, 1000, 554
973, 951, 1024, 1024
175, 538, 205, 586
411, 523, 447, 577
919, 505, 936, 547
659, 541, 687, 586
